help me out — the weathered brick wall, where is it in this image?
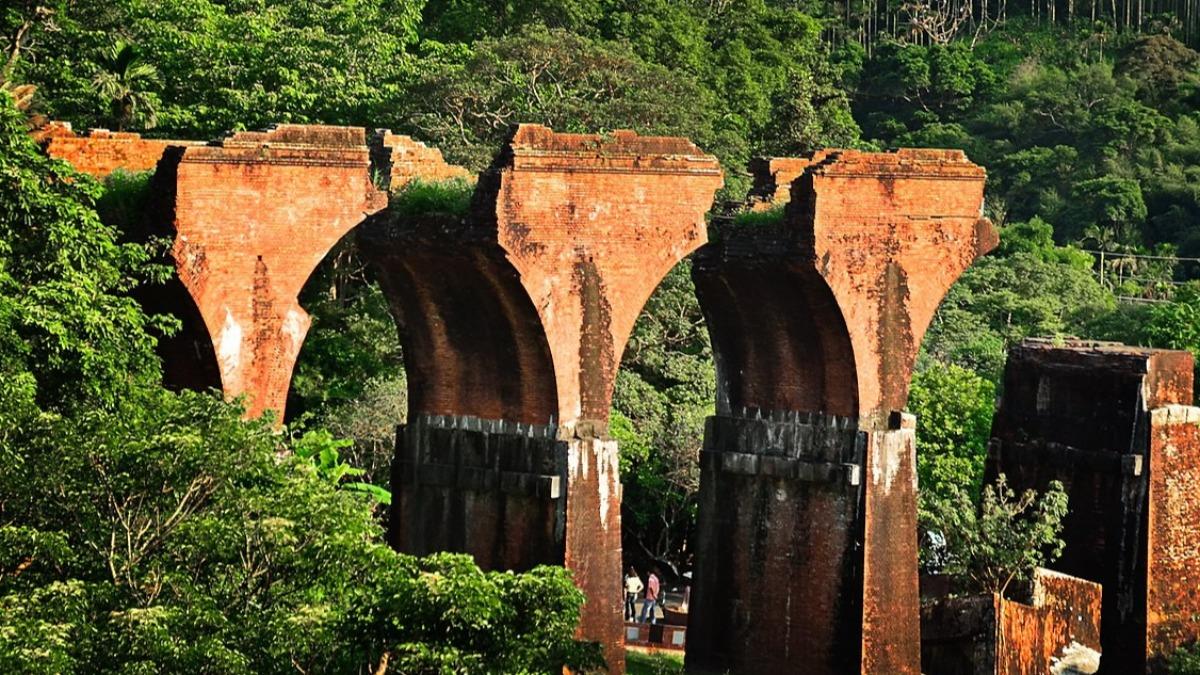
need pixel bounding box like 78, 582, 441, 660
154, 125, 387, 419
488, 125, 723, 431
792, 148, 998, 416
689, 411, 867, 672
359, 125, 723, 674
860, 412, 921, 672
391, 414, 567, 569
921, 568, 1103, 675
987, 339, 1200, 673
1145, 405, 1200, 666
369, 130, 471, 190
745, 153, 832, 209
996, 569, 1103, 674
41, 122, 203, 177
689, 149, 996, 675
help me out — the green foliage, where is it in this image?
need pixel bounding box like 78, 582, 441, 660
0, 92, 167, 412
317, 374, 410, 490
922, 252, 1115, 380
921, 476, 1069, 596
1133, 283, 1200, 358
626, 649, 685, 675
91, 40, 159, 131
388, 178, 475, 217
290, 240, 404, 419
95, 170, 155, 233
857, 40, 997, 142
1116, 35, 1200, 109
406, 26, 718, 170
729, 205, 786, 227
1169, 642, 1200, 674
0, 389, 601, 673
1093, 283, 1200, 398
909, 363, 997, 503
15, 0, 425, 136
293, 429, 392, 505
996, 218, 1095, 268
1067, 176, 1148, 243
614, 262, 712, 573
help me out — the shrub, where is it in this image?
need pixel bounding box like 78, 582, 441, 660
389, 178, 475, 217
1169, 642, 1200, 674
920, 474, 1068, 595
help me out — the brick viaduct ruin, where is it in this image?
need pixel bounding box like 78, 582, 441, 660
42, 123, 1200, 673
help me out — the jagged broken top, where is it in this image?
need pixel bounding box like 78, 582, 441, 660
803, 148, 985, 179
504, 124, 722, 174
182, 124, 372, 166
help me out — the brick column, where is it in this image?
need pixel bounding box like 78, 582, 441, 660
154, 125, 388, 420
360, 125, 723, 673
987, 339, 1200, 673
688, 149, 996, 674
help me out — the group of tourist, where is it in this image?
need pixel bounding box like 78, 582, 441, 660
624, 566, 661, 624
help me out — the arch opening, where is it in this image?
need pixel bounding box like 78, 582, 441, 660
285, 228, 407, 493
694, 261, 859, 419
344, 206, 565, 572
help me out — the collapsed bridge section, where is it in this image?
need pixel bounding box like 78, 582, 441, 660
986, 339, 1200, 673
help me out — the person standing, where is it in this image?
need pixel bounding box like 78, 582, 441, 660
638, 568, 660, 625
623, 567, 644, 621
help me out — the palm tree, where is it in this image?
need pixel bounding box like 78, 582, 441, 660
1081, 223, 1123, 288
91, 40, 158, 131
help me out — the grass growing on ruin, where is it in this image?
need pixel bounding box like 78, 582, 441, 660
389, 177, 475, 217
97, 169, 154, 231
729, 203, 786, 228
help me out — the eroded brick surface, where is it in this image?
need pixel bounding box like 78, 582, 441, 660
42, 122, 203, 177
1147, 405, 1200, 663
360, 125, 723, 674
688, 410, 867, 673
997, 570, 1103, 675
391, 414, 567, 569
369, 129, 471, 190
689, 149, 996, 674
154, 125, 387, 419
987, 338, 1200, 673
745, 153, 832, 209
921, 568, 1103, 675
490, 125, 723, 431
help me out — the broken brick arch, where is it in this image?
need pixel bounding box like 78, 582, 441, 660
138, 125, 391, 419
686, 150, 998, 675
357, 125, 724, 673
55, 121, 723, 672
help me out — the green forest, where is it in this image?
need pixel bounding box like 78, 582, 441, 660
5, 0, 1200, 671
